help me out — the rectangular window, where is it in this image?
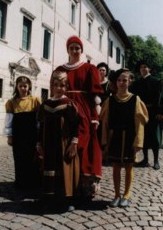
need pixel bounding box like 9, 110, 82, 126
87, 21, 91, 41
70, 2, 76, 25
116, 47, 121, 64
22, 16, 32, 50
0, 1, 7, 39
43, 29, 51, 59
109, 39, 113, 57
98, 26, 103, 51
0, 78, 3, 98
86, 12, 94, 41
41, 88, 48, 102
99, 34, 102, 51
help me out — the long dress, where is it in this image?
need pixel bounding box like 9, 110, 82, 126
54, 62, 103, 197
100, 94, 149, 164
5, 96, 41, 188
38, 96, 80, 197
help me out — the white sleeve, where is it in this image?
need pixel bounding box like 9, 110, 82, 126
4, 113, 13, 136
94, 95, 102, 105
96, 104, 101, 115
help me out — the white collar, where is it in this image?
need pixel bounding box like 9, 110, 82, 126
142, 73, 150, 79
63, 61, 84, 70
50, 95, 67, 100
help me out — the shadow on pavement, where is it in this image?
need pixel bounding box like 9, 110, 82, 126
0, 182, 108, 215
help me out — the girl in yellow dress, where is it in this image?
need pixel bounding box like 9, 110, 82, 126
4, 76, 41, 189
100, 69, 149, 207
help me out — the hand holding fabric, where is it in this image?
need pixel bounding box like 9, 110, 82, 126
65, 143, 77, 160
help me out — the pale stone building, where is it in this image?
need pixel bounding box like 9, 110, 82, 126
0, 0, 130, 134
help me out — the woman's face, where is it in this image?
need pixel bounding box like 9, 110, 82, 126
67, 42, 82, 62
98, 67, 107, 81
140, 64, 150, 77
17, 82, 30, 97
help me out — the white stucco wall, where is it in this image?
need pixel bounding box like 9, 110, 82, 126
0, 0, 128, 134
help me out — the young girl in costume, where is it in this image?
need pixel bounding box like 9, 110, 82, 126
100, 69, 148, 207
4, 76, 41, 189
37, 70, 80, 211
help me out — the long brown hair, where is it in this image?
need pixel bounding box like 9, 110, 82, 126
13, 76, 32, 99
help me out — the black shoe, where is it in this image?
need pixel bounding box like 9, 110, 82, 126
134, 160, 150, 167
153, 162, 160, 170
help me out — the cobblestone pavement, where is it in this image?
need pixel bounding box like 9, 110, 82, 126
0, 136, 163, 230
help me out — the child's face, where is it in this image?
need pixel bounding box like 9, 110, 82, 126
51, 79, 67, 98
116, 73, 131, 91
17, 82, 30, 97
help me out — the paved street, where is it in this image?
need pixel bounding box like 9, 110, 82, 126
0, 136, 163, 230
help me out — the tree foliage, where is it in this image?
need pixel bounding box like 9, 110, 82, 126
126, 35, 163, 79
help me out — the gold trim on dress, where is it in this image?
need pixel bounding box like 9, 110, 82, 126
115, 93, 133, 103
44, 104, 67, 113
67, 90, 87, 93
44, 170, 55, 176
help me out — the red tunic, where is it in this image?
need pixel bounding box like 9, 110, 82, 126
54, 62, 103, 178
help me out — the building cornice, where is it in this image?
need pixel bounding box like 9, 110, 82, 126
89, 0, 131, 49
1, 0, 13, 3
89, 0, 114, 24
9, 57, 40, 80
42, 23, 54, 33
20, 7, 36, 20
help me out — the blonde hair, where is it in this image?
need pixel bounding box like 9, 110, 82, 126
51, 70, 67, 82
50, 70, 68, 97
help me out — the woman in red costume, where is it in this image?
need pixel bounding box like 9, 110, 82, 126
51, 35, 103, 200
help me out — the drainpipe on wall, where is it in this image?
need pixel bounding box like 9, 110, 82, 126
78, 0, 82, 37
52, 0, 57, 71
107, 25, 110, 69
